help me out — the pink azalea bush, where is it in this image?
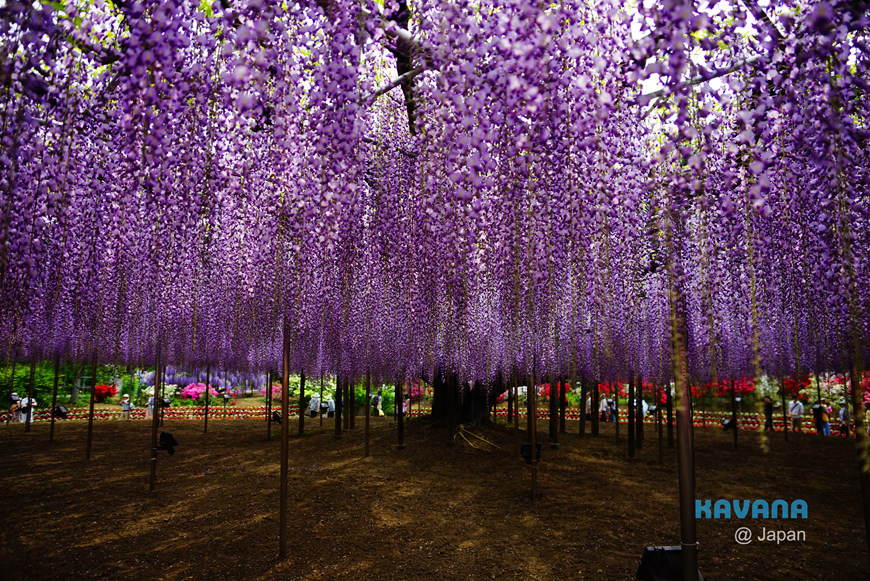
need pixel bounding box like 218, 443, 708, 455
181, 383, 218, 400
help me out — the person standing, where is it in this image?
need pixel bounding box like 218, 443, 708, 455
819, 399, 832, 436
120, 394, 133, 421
762, 396, 774, 432
585, 394, 592, 421
145, 393, 155, 421
326, 394, 335, 418
18, 394, 35, 424
789, 395, 804, 432
839, 402, 851, 436
599, 396, 610, 422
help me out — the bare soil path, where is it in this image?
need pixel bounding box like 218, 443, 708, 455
0, 417, 866, 580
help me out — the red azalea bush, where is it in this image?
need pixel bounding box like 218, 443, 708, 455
783, 374, 811, 398
94, 384, 118, 402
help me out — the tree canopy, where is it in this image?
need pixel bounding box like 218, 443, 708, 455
0, 0, 867, 386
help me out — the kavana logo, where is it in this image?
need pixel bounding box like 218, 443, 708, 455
695, 499, 808, 519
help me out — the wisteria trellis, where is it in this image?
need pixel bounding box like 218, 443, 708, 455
0, 0, 867, 393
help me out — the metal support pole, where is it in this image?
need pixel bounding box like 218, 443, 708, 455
85, 357, 97, 459
279, 325, 290, 560
298, 369, 305, 437
204, 364, 210, 434
731, 377, 738, 449
397, 375, 405, 449
49, 357, 60, 442
266, 370, 272, 441
628, 372, 636, 458
149, 345, 161, 491
25, 360, 36, 433
529, 365, 538, 498
334, 376, 342, 439
364, 371, 371, 457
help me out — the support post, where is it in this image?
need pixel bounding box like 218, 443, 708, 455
637, 375, 644, 449
279, 325, 290, 560
731, 377, 738, 449
656, 382, 664, 464
298, 369, 305, 437
266, 370, 272, 441
628, 373, 636, 458
85, 357, 97, 459
350, 378, 356, 429
613, 379, 620, 443
25, 360, 36, 433
364, 370, 371, 457
204, 364, 210, 434
559, 376, 567, 434
549, 374, 559, 449
579, 376, 587, 437
319, 373, 324, 427
507, 372, 514, 423
49, 356, 60, 442
529, 365, 538, 498
149, 345, 161, 491
667, 382, 674, 447
780, 374, 789, 440
591, 380, 599, 436
334, 376, 342, 439
396, 375, 405, 449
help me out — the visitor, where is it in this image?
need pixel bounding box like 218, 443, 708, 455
18, 394, 35, 424
585, 394, 592, 421
839, 401, 851, 436
120, 394, 133, 421
8, 392, 21, 423
819, 399, 831, 436
372, 390, 384, 416
599, 396, 610, 422
762, 396, 774, 432
145, 393, 154, 420
789, 395, 804, 432
326, 394, 335, 418
308, 393, 320, 418
609, 399, 618, 423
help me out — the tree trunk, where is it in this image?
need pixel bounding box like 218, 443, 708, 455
429, 370, 494, 427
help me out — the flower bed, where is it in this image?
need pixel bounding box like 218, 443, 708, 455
0, 405, 301, 423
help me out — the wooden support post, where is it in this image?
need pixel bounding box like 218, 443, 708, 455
85, 357, 97, 459
549, 373, 559, 449
25, 360, 36, 433
159, 365, 166, 427
731, 377, 738, 449
279, 325, 290, 560
637, 375, 644, 449
656, 382, 664, 464
780, 375, 789, 440
628, 373, 636, 458
350, 379, 356, 429
591, 380, 599, 436
266, 370, 272, 441
613, 379, 620, 443
667, 382, 674, 447
334, 376, 342, 439
204, 364, 211, 434
319, 373, 324, 427
579, 376, 587, 437
507, 373, 514, 423
364, 371, 371, 457
149, 345, 161, 491
559, 376, 567, 434
298, 369, 305, 437
49, 356, 60, 442
529, 365, 539, 498
396, 376, 405, 449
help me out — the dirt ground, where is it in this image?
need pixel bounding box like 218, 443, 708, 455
0, 415, 867, 580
